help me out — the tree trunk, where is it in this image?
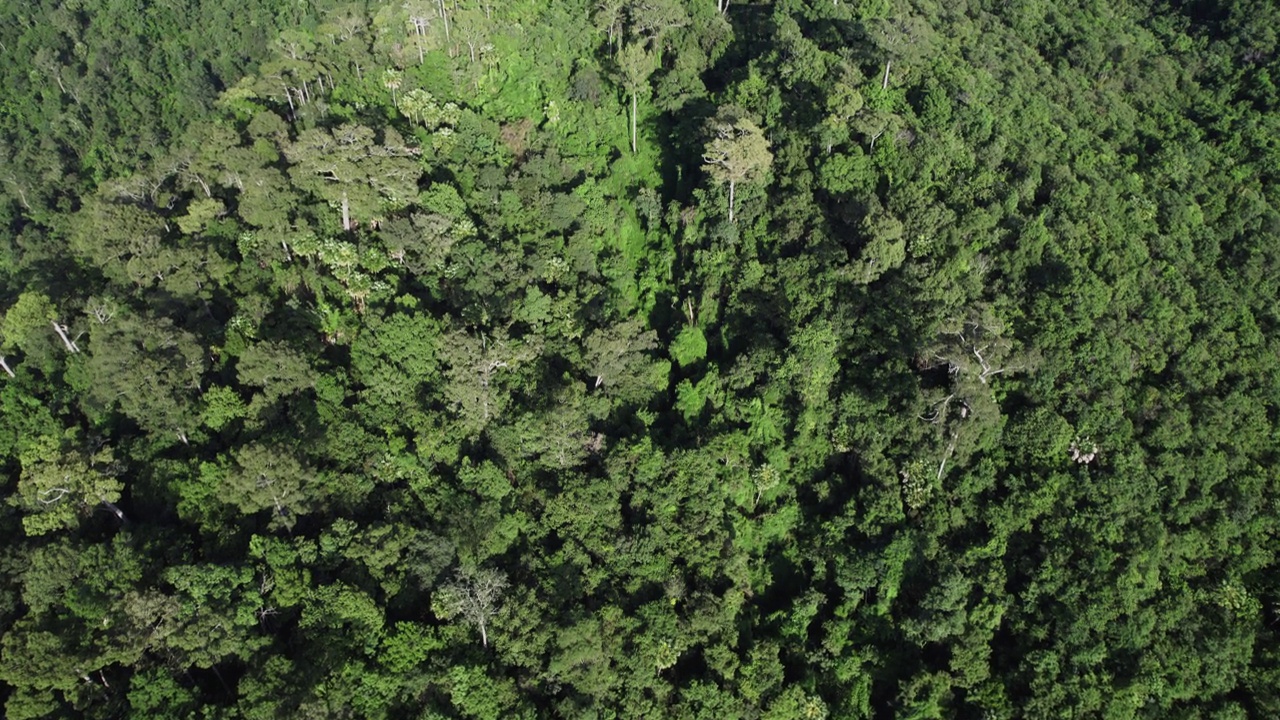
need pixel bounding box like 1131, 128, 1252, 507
341, 192, 351, 232
631, 91, 638, 153
0, 356, 13, 378
100, 498, 129, 525
882, 59, 892, 90
211, 665, 233, 696
51, 321, 79, 353
8, 183, 30, 210
937, 433, 958, 482
728, 180, 736, 223
480, 618, 488, 647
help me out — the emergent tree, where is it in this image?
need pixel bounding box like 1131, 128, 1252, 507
701, 106, 772, 223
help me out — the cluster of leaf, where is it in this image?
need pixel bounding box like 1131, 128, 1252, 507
2, 0, 1280, 718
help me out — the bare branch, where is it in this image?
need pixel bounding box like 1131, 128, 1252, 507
38, 487, 71, 505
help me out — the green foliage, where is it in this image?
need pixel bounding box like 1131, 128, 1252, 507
669, 325, 708, 367
701, 105, 774, 222
12, 435, 122, 536
1, 0, 1279, 718
201, 385, 248, 431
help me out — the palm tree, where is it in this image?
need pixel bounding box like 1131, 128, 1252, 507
382, 68, 403, 108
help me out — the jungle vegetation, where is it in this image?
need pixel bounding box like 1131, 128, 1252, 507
2, 0, 1280, 717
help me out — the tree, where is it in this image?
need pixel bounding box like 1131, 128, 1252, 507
223, 443, 315, 528
441, 330, 541, 435
2, 292, 74, 368
300, 582, 385, 657
594, 0, 626, 54
82, 312, 205, 442
433, 566, 508, 647
584, 318, 667, 404
67, 197, 168, 288
403, 1, 435, 64
0, 306, 25, 377
283, 124, 422, 229
436, 0, 452, 42
377, 187, 475, 274
399, 89, 460, 131
175, 198, 225, 235
701, 106, 773, 223
12, 436, 125, 536
161, 563, 268, 669
617, 43, 656, 153
381, 68, 403, 108
237, 340, 314, 404
629, 0, 690, 47
867, 13, 935, 91
453, 7, 493, 64
349, 311, 441, 430
816, 63, 864, 153
853, 210, 906, 284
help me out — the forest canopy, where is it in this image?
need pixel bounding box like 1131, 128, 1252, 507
2, 0, 1280, 718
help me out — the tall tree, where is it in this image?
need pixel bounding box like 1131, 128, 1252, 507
617, 43, 656, 154
441, 329, 541, 435
628, 0, 690, 47
701, 106, 773, 223
283, 124, 422, 230
434, 566, 508, 647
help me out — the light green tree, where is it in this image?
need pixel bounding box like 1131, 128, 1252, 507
176, 197, 225, 235
13, 436, 125, 536
701, 106, 773, 223
399, 88, 460, 130
617, 42, 656, 153
381, 68, 403, 108
2, 292, 72, 375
